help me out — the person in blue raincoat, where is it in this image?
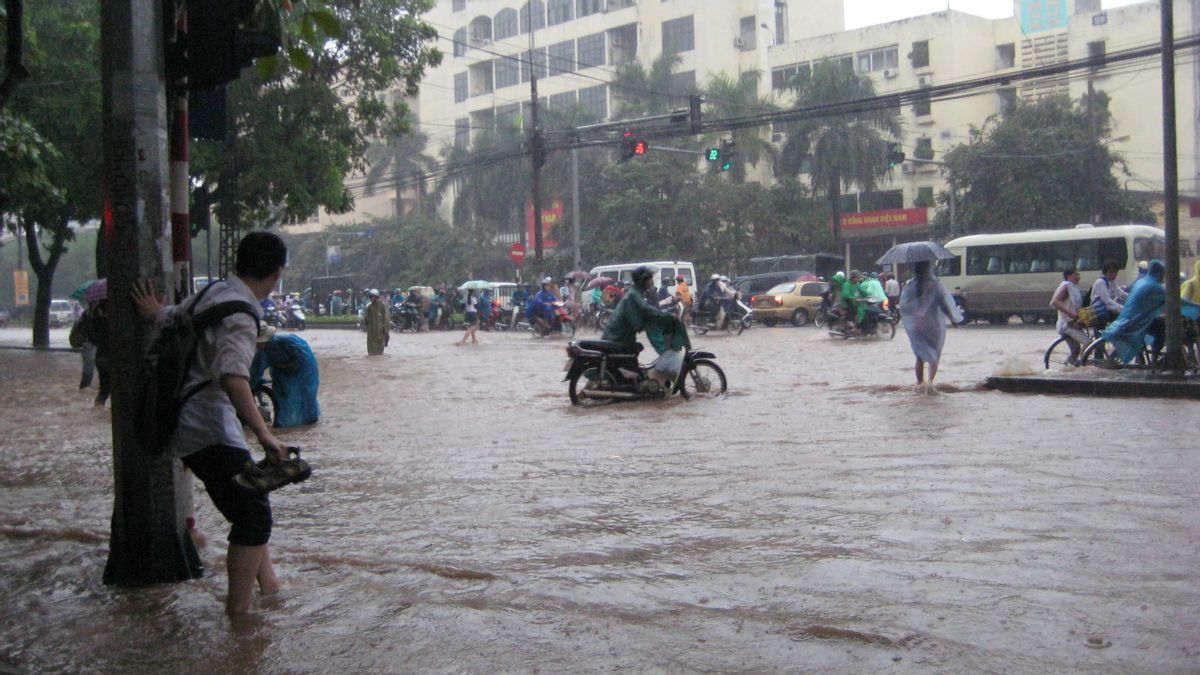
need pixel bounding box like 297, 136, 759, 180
1100, 259, 1200, 364
602, 265, 690, 355
250, 329, 321, 428
530, 277, 559, 332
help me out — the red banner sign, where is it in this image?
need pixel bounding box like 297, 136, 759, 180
840, 208, 929, 231
526, 199, 564, 249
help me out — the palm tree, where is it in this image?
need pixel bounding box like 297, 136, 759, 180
701, 70, 778, 183
433, 120, 530, 236
363, 129, 435, 217
610, 53, 684, 119
777, 61, 902, 245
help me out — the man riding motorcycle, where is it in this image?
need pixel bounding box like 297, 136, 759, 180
602, 265, 691, 355
530, 277, 560, 333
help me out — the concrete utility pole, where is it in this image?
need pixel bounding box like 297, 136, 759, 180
528, 22, 545, 263
1160, 0, 1185, 373
101, 0, 203, 586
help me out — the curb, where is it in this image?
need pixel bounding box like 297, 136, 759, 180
986, 374, 1200, 399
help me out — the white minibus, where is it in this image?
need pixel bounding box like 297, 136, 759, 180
588, 261, 697, 294
936, 224, 1165, 324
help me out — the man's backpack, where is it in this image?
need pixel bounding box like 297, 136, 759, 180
138, 282, 260, 455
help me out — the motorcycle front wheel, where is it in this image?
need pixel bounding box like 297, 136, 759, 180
813, 312, 827, 328
876, 319, 896, 340
678, 359, 727, 400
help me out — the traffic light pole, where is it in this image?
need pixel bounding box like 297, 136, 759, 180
528, 23, 544, 263
101, 0, 203, 586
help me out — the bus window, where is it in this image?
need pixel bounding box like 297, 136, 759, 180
660, 268, 675, 287
937, 256, 961, 277
1134, 236, 1165, 262
679, 268, 694, 285
1097, 237, 1127, 269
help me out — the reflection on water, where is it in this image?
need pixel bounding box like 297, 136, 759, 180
1, 326, 1197, 671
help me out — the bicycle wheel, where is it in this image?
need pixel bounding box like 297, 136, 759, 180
1080, 337, 1118, 368
1043, 336, 1076, 369
252, 384, 279, 426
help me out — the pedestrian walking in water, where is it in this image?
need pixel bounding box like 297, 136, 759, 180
460, 289, 479, 344
365, 289, 388, 356
900, 260, 963, 391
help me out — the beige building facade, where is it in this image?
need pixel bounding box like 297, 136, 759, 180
299, 0, 1200, 268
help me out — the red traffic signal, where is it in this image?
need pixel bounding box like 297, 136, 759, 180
633, 140, 648, 156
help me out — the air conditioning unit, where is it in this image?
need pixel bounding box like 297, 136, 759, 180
901, 163, 916, 174
883, 68, 897, 79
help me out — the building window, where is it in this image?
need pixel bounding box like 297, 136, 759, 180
496, 103, 520, 130
1087, 40, 1106, 67
520, 0, 546, 32
774, 0, 787, 45
606, 0, 635, 8
912, 91, 931, 117
662, 15, 694, 56
996, 43, 1015, 69
453, 0, 466, 11
914, 137, 934, 160
998, 87, 1017, 114
495, 8, 519, 40
819, 54, 854, 73
578, 0, 602, 17
856, 46, 898, 73
469, 61, 493, 96
454, 72, 468, 102
915, 186, 936, 208
738, 16, 756, 51
667, 70, 695, 108
911, 40, 930, 68
453, 28, 468, 57
547, 0, 573, 25
548, 91, 577, 113
521, 48, 547, 81
495, 57, 520, 88
549, 40, 575, 75
455, 117, 470, 148
577, 32, 605, 69
771, 62, 809, 90
579, 84, 608, 119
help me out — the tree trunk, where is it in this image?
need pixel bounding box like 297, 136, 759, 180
22, 220, 65, 349
0, 0, 29, 112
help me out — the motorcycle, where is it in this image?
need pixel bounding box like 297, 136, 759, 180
690, 292, 751, 335
263, 304, 285, 329
827, 297, 897, 340
428, 300, 452, 330
531, 301, 576, 338
563, 338, 727, 404
283, 304, 306, 330
391, 303, 422, 332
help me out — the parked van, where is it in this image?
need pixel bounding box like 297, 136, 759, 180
588, 261, 696, 294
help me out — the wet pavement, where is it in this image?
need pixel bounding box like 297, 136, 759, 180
1, 323, 1197, 672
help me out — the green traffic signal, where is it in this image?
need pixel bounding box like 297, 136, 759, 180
706, 148, 720, 162
721, 159, 733, 172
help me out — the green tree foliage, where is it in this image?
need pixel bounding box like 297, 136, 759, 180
363, 128, 435, 216
778, 61, 902, 244
935, 92, 1152, 234
191, 0, 442, 229
0, 1, 101, 346
700, 70, 778, 184
611, 53, 685, 118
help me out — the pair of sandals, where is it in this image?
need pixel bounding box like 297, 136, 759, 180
233, 447, 312, 495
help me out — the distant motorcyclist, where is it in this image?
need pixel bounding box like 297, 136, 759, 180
602, 265, 691, 355
530, 277, 559, 332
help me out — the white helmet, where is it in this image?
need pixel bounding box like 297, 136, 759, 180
541, 276, 552, 285
711, 274, 720, 280
719, 275, 729, 283
369, 288, 380, 297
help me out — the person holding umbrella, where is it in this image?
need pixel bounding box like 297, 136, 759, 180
880, 242, 963, 390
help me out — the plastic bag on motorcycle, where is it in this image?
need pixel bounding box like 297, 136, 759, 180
652, 349, 685, 378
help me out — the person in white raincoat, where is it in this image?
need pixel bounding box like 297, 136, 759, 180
899, 260, 963, 388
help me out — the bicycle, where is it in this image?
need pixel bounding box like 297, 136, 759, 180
1080, 315, 1199, 371
1043, 325, 1105, 369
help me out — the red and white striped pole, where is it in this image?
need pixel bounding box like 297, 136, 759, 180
169, 10, 192, 304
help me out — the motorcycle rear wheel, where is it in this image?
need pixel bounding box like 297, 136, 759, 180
568, 367, 617, 405
678, 359, 727, 400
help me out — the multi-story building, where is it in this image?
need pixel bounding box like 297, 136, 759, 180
303, 0, 1200, 270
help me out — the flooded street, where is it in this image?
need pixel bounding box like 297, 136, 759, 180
1, 323, 1197, 672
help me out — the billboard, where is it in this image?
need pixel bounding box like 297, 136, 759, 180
526, 199, 564, 249
1018, 0, 1068, 34
13, 270, 29, 306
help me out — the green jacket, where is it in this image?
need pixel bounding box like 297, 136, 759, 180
602, 287, 690, 354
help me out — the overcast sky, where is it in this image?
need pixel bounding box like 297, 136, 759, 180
844, 0, 1145, 29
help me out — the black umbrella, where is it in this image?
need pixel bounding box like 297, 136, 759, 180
876, 240, 955, 266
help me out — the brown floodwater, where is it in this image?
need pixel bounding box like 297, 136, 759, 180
1, 323, 1197, 672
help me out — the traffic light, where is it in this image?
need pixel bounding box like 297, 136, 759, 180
719, 139, 736, 172
705, 147, 721, 162
180, 0, 281, 90
886, 142, 906, 171
619, 130, 647, 162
